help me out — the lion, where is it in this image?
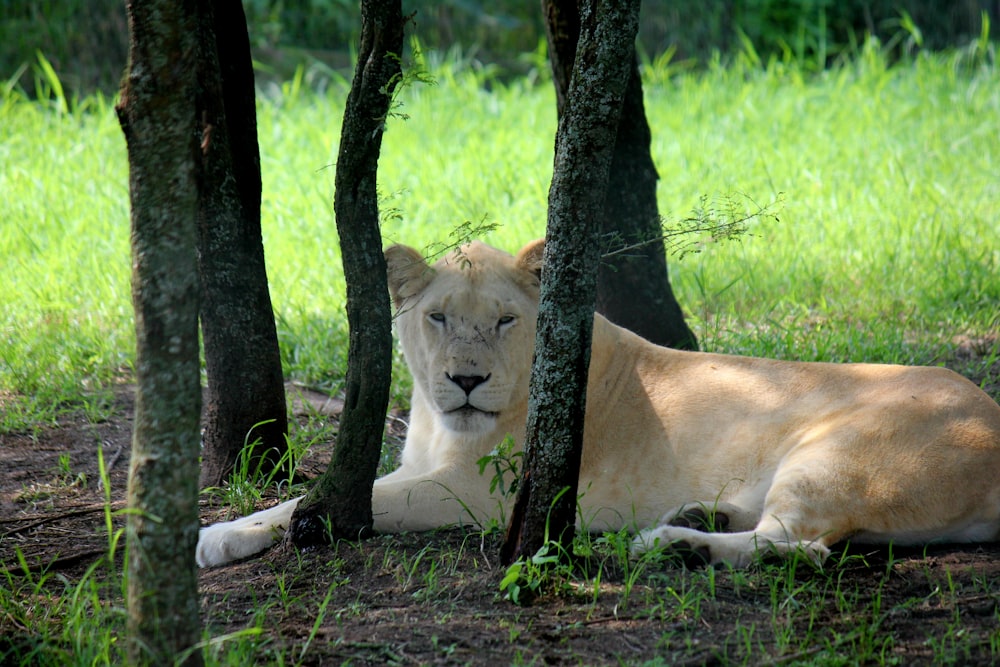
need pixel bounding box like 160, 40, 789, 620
196, 240, 1000, 568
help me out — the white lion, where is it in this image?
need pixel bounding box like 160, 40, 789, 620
196, 240, 1000, 568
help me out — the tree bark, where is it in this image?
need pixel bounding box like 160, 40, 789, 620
195, 0, 289, 488
286, 0, 401, 547
116, 0, 203, 664
502, 0, 640, 565
542, 0, 698, 350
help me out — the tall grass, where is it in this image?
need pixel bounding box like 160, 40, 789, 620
648, 44, 999, 363
2, 44, 998, 433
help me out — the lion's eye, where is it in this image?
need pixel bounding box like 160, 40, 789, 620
428, 312, 446, 325
497, 315, 516, 328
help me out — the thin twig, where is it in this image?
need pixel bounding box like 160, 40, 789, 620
3, 548, 109, 577
104, 440, 125, 471
601, 192, 783, 261
1, 501, 126, 537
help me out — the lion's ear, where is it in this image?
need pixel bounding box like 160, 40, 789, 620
515, 239, 545, 280
385, 244, 433, 307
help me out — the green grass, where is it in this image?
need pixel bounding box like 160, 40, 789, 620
1, 43, 999, 665
649, 45, 1000, 365
3, 44, 997, 432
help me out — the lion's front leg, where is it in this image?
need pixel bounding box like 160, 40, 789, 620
370, 466, 507, 533
196, 496, 301, 567
195, 466, 505, 567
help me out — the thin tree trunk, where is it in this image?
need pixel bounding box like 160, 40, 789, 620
196, 0, 289, 489
116, 0, 203, 663
286, 0, 401, 546
502, 0, 640, 565
542, 0, 698, 350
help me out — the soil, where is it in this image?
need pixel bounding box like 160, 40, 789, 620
2, 341, 999, 665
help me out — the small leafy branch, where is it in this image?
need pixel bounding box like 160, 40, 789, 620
422, 215, 501, 268
384, 214, 502, 322
601, 191, 783, 262
378, 188, 407, 228
380, 35, 436, 124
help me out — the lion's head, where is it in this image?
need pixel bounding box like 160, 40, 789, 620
385, 240, 545, 434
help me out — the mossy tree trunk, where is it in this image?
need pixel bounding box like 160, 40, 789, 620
542, 0, 698, 350
116, 0, 203, 664
286, 0, 402, 546
195, 0, 289, 489
501, 0, 640, 565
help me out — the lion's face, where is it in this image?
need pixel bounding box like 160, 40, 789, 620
386, 241, 544, 434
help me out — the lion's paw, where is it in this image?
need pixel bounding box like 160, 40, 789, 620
667, 506, 730, 532
195, 521, 280, 567
632, 524, 831, 569
632, 525, 735, 568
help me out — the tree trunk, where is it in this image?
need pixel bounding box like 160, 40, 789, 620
286, 0, 401, 547
116, 0, 203, 663
542, 0, 698, 350
195, 0, 289, 488
502, 0, 640, 566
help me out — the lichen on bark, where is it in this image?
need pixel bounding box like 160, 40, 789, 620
286, 0, 402, 548
117, 0, 204, 663
502, 0, 642, 565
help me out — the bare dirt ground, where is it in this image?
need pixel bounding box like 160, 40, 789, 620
2, 339, 999, 665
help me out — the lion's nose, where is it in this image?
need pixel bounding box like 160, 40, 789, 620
447, 373, 490, 396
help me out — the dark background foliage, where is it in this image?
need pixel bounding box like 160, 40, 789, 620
2, 0, 996, 98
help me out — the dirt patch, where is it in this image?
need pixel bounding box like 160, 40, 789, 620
2, 348, 999, 665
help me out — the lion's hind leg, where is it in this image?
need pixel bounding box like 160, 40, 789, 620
662, 500, 760, 533
632, 522, 832, 569
632, 498, 834, 569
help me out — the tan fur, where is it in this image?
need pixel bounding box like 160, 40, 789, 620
196, 240, 1000, 568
